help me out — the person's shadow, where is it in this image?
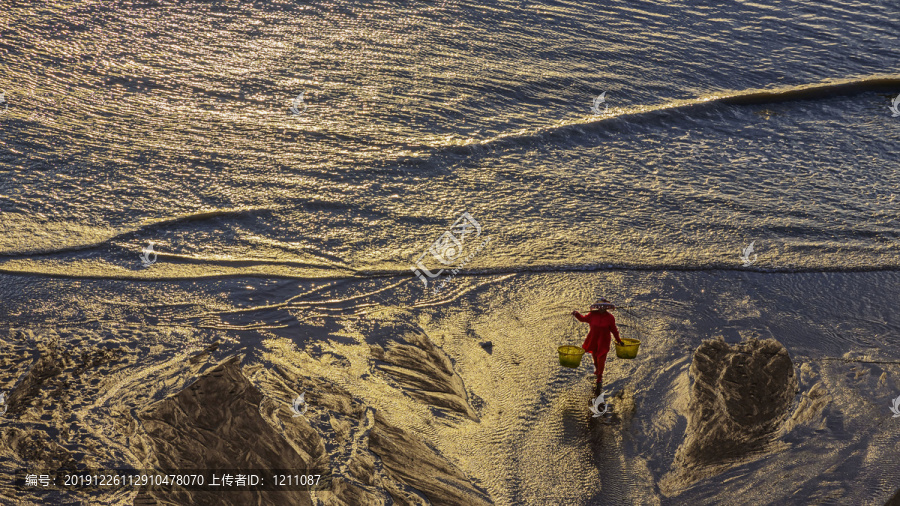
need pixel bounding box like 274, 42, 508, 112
584, 386, 639, 505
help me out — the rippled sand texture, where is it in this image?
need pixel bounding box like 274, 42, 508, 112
1, 270, 899, 505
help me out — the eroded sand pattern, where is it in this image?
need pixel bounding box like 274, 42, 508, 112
0, 271, 898, 504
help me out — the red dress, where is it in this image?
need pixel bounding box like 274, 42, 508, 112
575, 311, 621, 354
574, 310, 622, 383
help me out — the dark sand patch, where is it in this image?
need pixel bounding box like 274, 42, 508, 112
886, 488, 900, 505
664, 337, 798, 490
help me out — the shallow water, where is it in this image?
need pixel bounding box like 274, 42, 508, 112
1, 0, 899, 277
1, 0, 899, 504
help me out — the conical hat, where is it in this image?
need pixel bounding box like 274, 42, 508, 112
590, 298, 615, 310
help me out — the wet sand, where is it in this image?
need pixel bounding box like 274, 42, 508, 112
0, 269, 899, 505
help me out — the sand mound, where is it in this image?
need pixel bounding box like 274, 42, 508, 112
132, 354, 492, 506
133, 355, 322, 505
672, 337, 797, 477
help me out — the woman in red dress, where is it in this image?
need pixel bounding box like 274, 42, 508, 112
572, 298, 624, 394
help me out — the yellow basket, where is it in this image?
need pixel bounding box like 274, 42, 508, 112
615, 338, 641, 359
558, 346, 585, 368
